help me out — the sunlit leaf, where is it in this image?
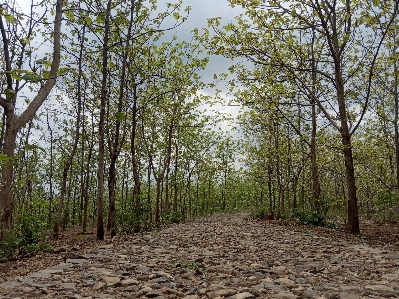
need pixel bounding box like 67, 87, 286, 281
57, 67, 69, 75
85, 16, 92, 25
4, 14, 16, 24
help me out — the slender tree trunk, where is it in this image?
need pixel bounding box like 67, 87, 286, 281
82, 141, 93, 233
393, 42, 399, 200
130, 81, 141, 198
336, 67, 359, 233
96, 0, 112, 241
0, 121, 18, 231
173, 143, 179, 213
147, 164, 152, 223
46, 109, 54, 224
267, 166, 273, 214
311, 29, 321, 212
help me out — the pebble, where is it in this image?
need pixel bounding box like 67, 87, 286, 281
0, 213, 398, 299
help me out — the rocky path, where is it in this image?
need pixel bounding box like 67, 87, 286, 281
0, 213, 399, 299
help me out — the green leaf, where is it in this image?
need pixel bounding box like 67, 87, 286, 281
4, 14, 16, 24
65, 11, 75, 21
57, 68, 69, 75
44, 60, 52, 68
85, 16, 92, 25
115, 112, 126, 121
10, 72, 22, 81
25, 144, 45, 152
25, 144, 34, 151
4, 89, 16, 99
21, 73, 42, 82
343, 33, 350, 43
135, 2, 142, 13
373, 0, 380, 6
0, 153, 12, 162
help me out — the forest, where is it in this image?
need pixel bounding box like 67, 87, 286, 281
0, 0, 399, 258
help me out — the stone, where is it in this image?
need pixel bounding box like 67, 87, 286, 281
61, 282, 77, 289
256, 281, 286, 291
92, 282, 107, 291
365, 284, 398, 297
276, 277, 296, 288
232, 292, 256, 299
274, 291, 298, 299
1, 214, 399, 299
213, 289, 237, 297
102, 277, 121, 284
339, 292, 360, 299
146, 289, 164, 298
65, 258, 87, 264
121, 278, 140, 286
303, 289, 319, 298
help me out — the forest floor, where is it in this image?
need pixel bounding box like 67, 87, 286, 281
0, 213, 399, 299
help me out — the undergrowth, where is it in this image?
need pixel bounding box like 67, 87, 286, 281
0, 210, 52, 259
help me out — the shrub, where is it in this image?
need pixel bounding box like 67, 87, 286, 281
250, 207, 270, 219
162, 211, 185, 224
116, 202, 151, 234
293, 209, 326, 226
0, 210, 51, 258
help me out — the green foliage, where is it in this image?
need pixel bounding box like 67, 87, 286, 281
374, 191, 399, 224
115, 200, 152, 234
274, 210, 290, 220
161, 211, 185, 224
292, 209, 327, 227
250, 207, 269, 219
0, 210, 51, 258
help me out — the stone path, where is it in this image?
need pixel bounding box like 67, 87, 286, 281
0, 213, 399, 299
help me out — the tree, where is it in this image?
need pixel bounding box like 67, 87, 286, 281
0, 0, 64, 236
196, 0, 399, 233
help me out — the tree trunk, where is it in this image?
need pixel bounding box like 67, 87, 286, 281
311, 29, 321, 212
336, 69, 360, 233
0, 120, 18, 232
96, 0, 112, 241
341, 130, 359, 233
